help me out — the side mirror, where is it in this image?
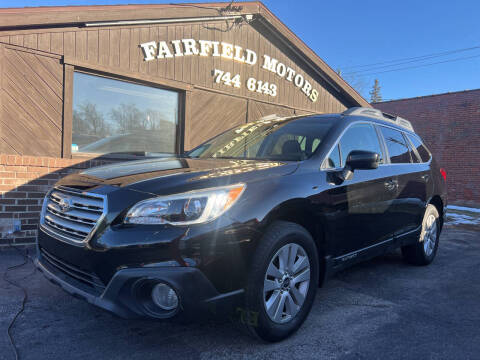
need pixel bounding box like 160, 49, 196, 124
346, 150, 380, 170
327, 150, 380, 185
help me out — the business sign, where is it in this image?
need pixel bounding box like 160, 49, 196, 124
140, 39, 319, 102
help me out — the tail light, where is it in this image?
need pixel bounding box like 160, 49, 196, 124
440, 168, 447, 181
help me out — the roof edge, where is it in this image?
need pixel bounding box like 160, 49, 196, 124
372, 88, 480, 104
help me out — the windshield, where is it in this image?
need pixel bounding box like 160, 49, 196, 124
187, 116, 336, 161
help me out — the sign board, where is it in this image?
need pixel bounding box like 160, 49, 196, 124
140, 39, 319, 102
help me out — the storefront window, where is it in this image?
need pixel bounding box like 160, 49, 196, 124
72, 72, 179, 156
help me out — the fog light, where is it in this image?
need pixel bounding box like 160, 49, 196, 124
151, 283, 178, 311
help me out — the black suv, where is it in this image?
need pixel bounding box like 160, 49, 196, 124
36, 107, 447, 342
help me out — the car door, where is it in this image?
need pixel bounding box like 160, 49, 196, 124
378, 126, 427, 236
320, 122, 398, 258
402, 132, 432, 233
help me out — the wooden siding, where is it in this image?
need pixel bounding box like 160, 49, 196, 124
0, 45, 63, 157
0, 17, 354, 156
247, 100, 295, 123
0, 21, 350, 112
187, 89, 247, 149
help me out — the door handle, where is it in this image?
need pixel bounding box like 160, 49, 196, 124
384, 179, 398, 191
421, 174, 430, 182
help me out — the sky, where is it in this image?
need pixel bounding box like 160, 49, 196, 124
1, 0, 479, 102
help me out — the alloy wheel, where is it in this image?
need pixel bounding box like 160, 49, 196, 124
423, 214, 438, 256
263, 243, 310, 324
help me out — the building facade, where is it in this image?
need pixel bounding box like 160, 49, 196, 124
374, 89, 480, 207
0, 2, 368, 245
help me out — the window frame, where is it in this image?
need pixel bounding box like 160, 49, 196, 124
403, 133, 422, 163
321, 121, 386, 170
64, 67, 185, 160
405, 133, 432, 164
376, 124, 415, 165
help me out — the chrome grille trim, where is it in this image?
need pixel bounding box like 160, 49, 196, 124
51, 191, 103, 211
47, 203, 98, 224
40, 186, 107, 246
44, 213, 91, 235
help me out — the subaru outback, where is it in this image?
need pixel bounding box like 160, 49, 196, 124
35, 107, 447, 342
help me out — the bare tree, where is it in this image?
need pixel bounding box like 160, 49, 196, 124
73, 109, 88, 133
76, 102, 108, 136
110, 103, 143, 132
144, 109, 175, 131
336, 69, 368, 98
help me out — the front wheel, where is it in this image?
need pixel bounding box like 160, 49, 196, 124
243, 221, 319, 342
402, 204, 441, 265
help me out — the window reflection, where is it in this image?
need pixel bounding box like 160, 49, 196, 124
72, 72, 178, 155
379, 127, 411, 164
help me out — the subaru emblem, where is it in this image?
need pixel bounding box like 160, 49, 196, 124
58, 197, 72, 213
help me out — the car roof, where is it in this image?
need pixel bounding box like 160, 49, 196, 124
341, 107, 415, 133
254, 109, 416, 136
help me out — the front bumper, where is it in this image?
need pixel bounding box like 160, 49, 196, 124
35, 246, 244, 319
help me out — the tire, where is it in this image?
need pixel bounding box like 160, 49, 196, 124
243, 221, 319, 342
402, 204, 440, 266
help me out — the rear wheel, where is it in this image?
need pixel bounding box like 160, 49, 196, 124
402, 204, 440, 265
243, 221, 319, 342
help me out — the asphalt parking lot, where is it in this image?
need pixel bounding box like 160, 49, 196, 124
1, 222, 480, 360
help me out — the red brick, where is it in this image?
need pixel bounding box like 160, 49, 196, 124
17, 199, 40, 205
27, 205, 42, 212
0, 199, 15, 204
4, 166, 27, 172
27, 192, 45, 199
19, 212, 39, 218
5, 205, 26, 212
0, 171, 15, 178
16, 172, 39, 179
5, 192, 27, 198
374, 88, 480, 205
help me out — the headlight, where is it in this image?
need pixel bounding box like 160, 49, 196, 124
124, 183, 246, 225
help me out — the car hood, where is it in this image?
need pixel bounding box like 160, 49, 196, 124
55, 157, 298, 194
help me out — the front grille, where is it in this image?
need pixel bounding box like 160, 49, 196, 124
39, 247, 105, 292
41, 186, 106, 244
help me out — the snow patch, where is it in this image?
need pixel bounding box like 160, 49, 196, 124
446, 206, 480, 226
447, 205, 480, 214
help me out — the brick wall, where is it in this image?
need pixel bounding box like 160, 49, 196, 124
373, 89, 480, 207
0, 154, 109, 246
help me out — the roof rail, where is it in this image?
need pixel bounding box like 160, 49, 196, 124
257, 114, 289, 122
342, 107, 414, 132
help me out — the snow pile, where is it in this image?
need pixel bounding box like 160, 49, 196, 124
446, 205, 480, 227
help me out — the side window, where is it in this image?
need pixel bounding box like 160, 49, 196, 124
324, 144, 341, 168
312, 138, 321, 153
405, 134, 422, 163
379, 126, 411, 164
407, 134, 432, 163
339, 123, 384, 166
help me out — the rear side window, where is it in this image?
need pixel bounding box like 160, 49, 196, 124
407, 134, 432, 162
339, 123, 384, 166
379, 126, 411, 164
